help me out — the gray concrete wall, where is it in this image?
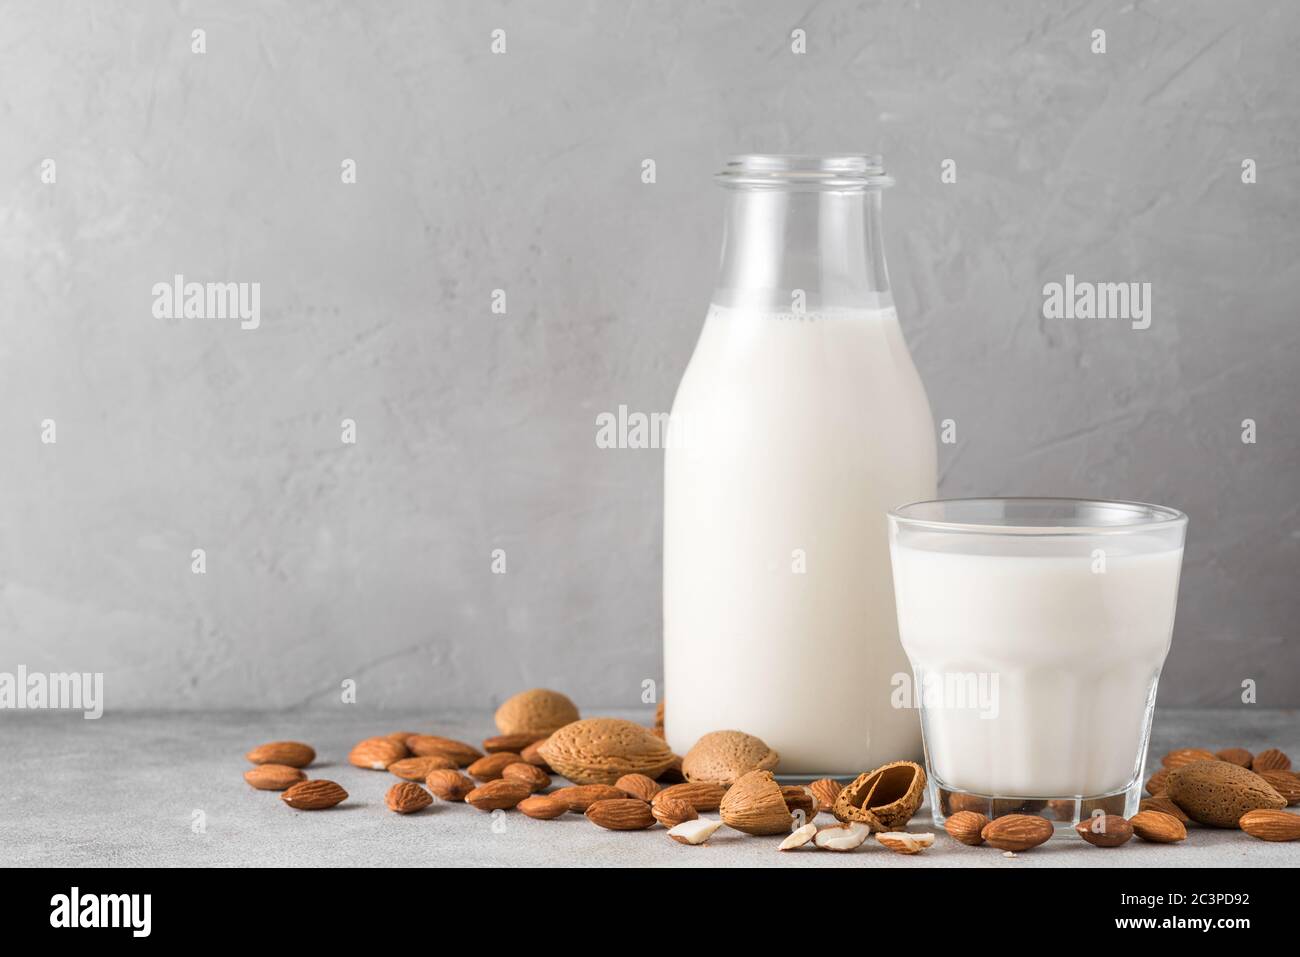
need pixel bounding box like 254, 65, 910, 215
1, 0, 1296, 710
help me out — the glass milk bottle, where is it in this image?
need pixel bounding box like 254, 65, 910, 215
663, 155, 936, 775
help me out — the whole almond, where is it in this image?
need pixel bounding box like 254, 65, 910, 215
389, 755, 460, 781
1140, 796, 1191, 824
349, 736, 409, 770
615, 773, 661, 802
520, 739, 551, 770
1162, 747, 1218, 768
1239, 809, 1300, 841
406, 735, 482, 766
245, 741, 315, 768
1130, 810, 1187, 843
494, 688, 581, 736
465, 779, 531, 812
243, 764, 307, 791
1253, 748, 1291, 772
809, 779, 842, 813
944, 810, 988, 846
585, 798, 656, 831
1145, 767, 1169, 796
650, 797, 698, 829
653, 782, 728, 812
467, 752, 522, 781
518, 795, 567, 820
385, 782, 432, 814
719, 770, 793, 836
386, 730, 417, 743
1215, 747, 1253, 768
781, 785, 817, 820
1258, 770, 1300, 805
425, 769, 476, 802
980, 814, 1053, 851
1165, 760, 1286, 827
1075, 814, 1134, 847
551, 784, 625, 812
281, 779, 347, 810
482, 732, 549, 753
502, 762, 551, 792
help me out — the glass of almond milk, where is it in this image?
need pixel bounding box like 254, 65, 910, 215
887, 498, 1187, 826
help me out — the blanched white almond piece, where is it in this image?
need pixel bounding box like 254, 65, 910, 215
813, 822, 870, 851
778, 822, 818, 851
668, 818, 723, 845
876, 831, 936, 855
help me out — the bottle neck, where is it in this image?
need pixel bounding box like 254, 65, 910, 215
712, 187, 892, 314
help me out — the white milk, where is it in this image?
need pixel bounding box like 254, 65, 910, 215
891, 533, 1183, 797
663, 304, 936, 774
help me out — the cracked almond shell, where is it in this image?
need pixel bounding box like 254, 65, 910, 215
681, 730, 780, 784
719, 770, 793, 835
538, 717, 675, 785
832, 760, 926, 831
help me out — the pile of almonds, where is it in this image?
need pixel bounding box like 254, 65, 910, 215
243, 693, 1300, 855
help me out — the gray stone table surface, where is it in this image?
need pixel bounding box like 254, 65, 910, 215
2, 709, 1297, 868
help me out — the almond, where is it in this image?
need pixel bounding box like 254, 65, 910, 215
482, 732, 548, 753
385, 782, 432, 814
654, 782, 728, 812
719, 770, 792, 835
389, 755, 460, 781
1075, 814, 1134, 847
520, 739, 552, 770
877, 831, 935, 855
943, 810, 988, 846
980, 814, 1053, 851
813, 822, 870, 851
833, 761, 926, 831
467, 752, 522, 781
551, 784, 625, 812
1145, 767, 1170, 796
245, 741, 315, 768
809, 779, 842, 813
281, 779, 347, 810
386, 730, 417, 743
1161, 747, 1218, 768
502, 762, 551, 792
1140, 796, 1191, 824
348, 736, 409, 770
465, 779, 530, 812
781, 785, 817, 821
517, 795, 567, 820
243, 764, 307, 791
406, 735, 482, 766
1253, 748, 1291, 772
494, 688, 581, 736
668, 818, 722, 845
615, 773, 661, 802
1215, 747, 1253, 768
1239, 809, 1300, 841
779, 822, 818, 851
1130, 810, 1186, 843
681, 730, 780, 785
651, 797, 698, 829
1258, 770, 1300, 805
538, 717, 676, 784
425, 769, 476, 802
585, 798, 656, 831
1165, 760, 1286, 827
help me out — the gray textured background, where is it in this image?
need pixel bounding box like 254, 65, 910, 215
1, 0, 1296, 711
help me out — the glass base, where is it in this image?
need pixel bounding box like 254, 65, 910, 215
928, 778, 1142, 830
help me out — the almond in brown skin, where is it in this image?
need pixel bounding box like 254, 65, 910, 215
245, 741, 315, 768
518, 795, 567, 820
494, 688, 580, 736
389, 755, 460, 781
944, 810, 988, 846
650, 797, 698, 829
425, 769, 476, 802
1145, 767, 1169, 796
1254, 748, 1291, 772
615, 773, 661, 802
520, 739, 551, 770
809, 779, 842, 813
681, 730, 780, 785
1165, 760, 1286, 827
406, 735, 482, 766
781, 785, 817, 820
1130, 810, 1186, 843
482, 732, 548, 753
1075, 814, 1133, 847
465, 779, 530, 812
467, 751, 522, 781
981, 814, 1053, 851
281, 779, 347, 810
349, 736, 409, 770
1162, 747, 1218, 768
550, 783, 625, 812
385, 782, 432, 814
501, 762, 551, 792
1140, 796, 1191, 824
585, 798, 656, 831
243, 764, 307, 791
1258, 770, 1300, 806
654, 781, 728, 812
1239, 809, 1300, 841
1215, 747, 1253, 768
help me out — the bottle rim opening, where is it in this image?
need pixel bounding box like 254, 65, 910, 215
715, 153, 894, 191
